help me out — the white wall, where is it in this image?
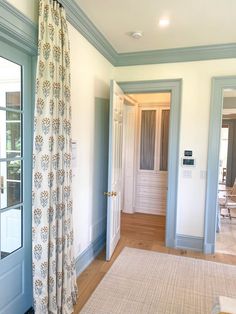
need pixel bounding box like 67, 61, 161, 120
69, 24, 113, 257
7, 0, 38, 23
115, 59, 236, 237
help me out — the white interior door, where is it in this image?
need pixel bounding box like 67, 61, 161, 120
106, 81, 124, 261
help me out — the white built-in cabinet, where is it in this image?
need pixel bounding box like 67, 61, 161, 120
122, 101, 170, 216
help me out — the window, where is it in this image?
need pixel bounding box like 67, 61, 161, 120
0, 57, 22, 259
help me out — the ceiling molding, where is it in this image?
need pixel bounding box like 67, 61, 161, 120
61, 0, 117, 65
116, 43, 236, 66
1, 0, 236, 66
0, 0, 37, 55
61, 0, 236, 67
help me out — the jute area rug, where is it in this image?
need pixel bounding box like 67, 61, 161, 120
81, 247, 236, 314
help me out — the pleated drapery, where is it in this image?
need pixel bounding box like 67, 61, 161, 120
32, 0, 78, 312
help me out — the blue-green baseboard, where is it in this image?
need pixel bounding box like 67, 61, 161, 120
176, 234, 204, 252
75, 232, 106, 276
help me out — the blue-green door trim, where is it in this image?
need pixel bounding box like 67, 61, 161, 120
0, 1, 36, 311
0, 39, 34, 313
118, 79, 182, 248
204, 76, 236, 254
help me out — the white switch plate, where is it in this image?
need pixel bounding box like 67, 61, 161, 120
183, 170, 192, 178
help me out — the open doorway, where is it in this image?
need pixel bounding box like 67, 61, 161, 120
216, 89, 236, 255
106, 80, 181, 260
122, 93, 170, 216
120, 92, 170, 249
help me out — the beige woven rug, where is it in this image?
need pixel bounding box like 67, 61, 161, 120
81, 247, 236, 314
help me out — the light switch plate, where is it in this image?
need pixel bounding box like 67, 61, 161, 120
183, 170, 192, 178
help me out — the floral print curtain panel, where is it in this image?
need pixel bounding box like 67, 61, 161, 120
32, 0, 78, 312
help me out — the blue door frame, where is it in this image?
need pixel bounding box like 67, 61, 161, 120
118, 79, 182, 248
204, 76, 236, 253
0, 40, 33, 313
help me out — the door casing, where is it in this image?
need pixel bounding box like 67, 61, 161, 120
204, 76, 236, 253
118, 79, 182, 248
0, 40, 34, 313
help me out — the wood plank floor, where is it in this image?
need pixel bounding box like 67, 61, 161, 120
73, 212, 236, 313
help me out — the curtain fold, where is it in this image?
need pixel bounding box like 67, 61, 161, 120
32, 0, 78, 313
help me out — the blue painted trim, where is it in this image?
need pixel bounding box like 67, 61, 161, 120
61, 0, 117, 65
116, 43, 236, 66
0, 1, 37, 55
2, 0, 236, 65
118, 79, 182, 248
75, 232, 106, 276
204, 76, 236, 254
62, 1, 236, 66
0, 40, 34, 313
176, 234, 204, 252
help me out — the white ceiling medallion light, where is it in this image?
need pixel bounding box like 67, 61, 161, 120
130, 31, 143, 39
159, 18, 170, 27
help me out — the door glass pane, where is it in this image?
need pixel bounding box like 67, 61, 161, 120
0, 207, 22, 259
140, 110, 156, 170
160, 109, 170, 171
6, 92, 21, 110
0, 109, 22, 159
0, 161, 21, 208
0, 57, 22, 260
7, 111, 21, 159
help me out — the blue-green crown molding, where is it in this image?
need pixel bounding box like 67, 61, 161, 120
1, 0, 236, 65
116, 43, 236, 66
61, 0, 117, 65
0, 0, 37, 55
61, 0, 236, 66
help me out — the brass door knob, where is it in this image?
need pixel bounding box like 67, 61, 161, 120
104, 191, 117, 197
104, 192, 112, 197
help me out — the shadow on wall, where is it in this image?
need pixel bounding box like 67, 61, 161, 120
91, 97, 109, 245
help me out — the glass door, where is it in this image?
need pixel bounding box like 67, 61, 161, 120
0, 42, 33, 313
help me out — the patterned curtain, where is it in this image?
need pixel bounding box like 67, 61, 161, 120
32, 0, 78, 313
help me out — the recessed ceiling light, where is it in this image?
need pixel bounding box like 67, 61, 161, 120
159, 18, 170, 27
130, 31, 143, 39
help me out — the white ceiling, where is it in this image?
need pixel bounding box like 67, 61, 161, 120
75, 0, 236, 53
